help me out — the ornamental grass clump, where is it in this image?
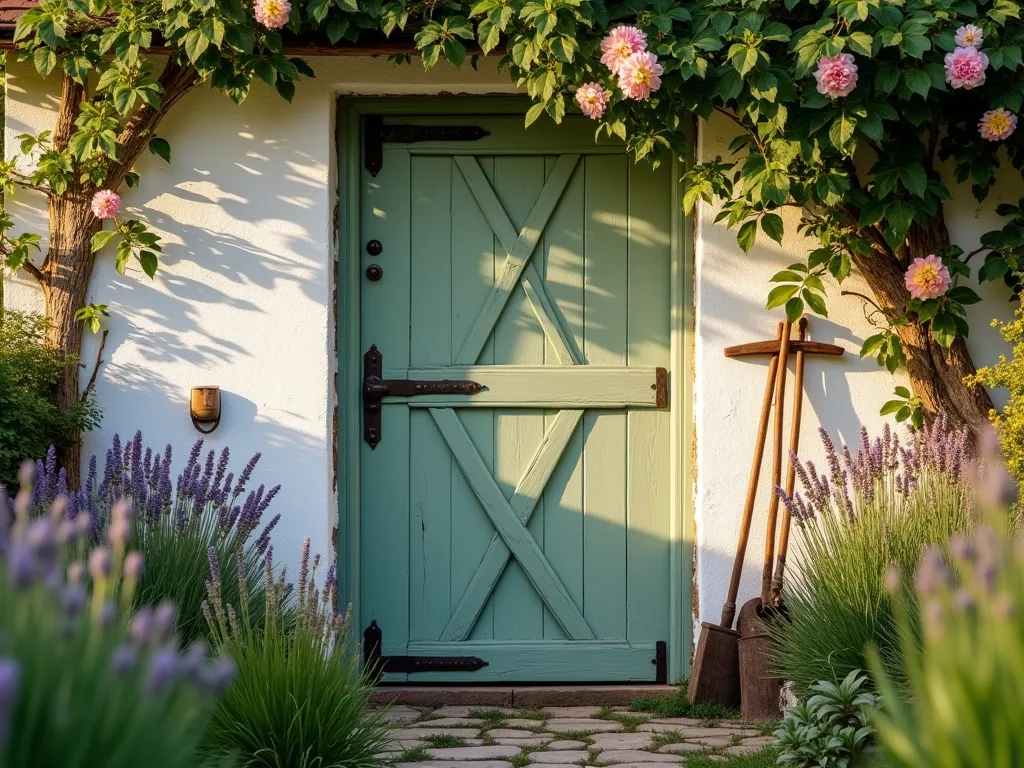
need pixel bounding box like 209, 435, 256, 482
20, 433, 282, 643
772, 416, 977, 697
0, 479, 234, 767
202, 538, 390, 767
870, 461, 1024, 767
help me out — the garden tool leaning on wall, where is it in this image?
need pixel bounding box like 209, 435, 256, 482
689, 317, 843, 713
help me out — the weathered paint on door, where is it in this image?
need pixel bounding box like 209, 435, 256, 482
358, 114, 675, 682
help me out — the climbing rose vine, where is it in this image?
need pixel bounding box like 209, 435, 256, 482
4, 0, 1024, 466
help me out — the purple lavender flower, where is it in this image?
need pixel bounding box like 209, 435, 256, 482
208, 546, 222, 584
153, 602, 177, 638
61, 583, 87, 618
124, 551, 144, 579
7, 545, 35, 589
233, 452, 262, 498
255, 514, 280, 555
110, 645, 138, 677
130, 608, 155, 645
144, 646, 180, 696
180, 641, 208, 680
88, 546, 112, 580
0, 658, 21, 746
199, 658, 236, 695
916, 547, 951, 597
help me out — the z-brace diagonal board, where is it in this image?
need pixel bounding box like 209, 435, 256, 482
430, 408, 595, 641
453, 154, 582, 367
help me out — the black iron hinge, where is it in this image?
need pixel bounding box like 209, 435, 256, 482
364, 116, 491, 176
363, 621, 489, 675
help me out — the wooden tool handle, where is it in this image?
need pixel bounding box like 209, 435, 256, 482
761, 318, 793, 605
771, 317, 808, 604
721, 322, 784, 630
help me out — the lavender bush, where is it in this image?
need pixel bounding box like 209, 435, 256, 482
771, 416, 978, 697
201, 539, 390, 767
0, 483, 234, 767
870, 460, 1023, 767
18, 433, 282, 643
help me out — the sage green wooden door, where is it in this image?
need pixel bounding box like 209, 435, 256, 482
358, 113, 675, 682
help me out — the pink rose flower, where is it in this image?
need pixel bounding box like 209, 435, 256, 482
979, 108, 1018, 141
600, 26, 647, 75
575, 82, 610, 119
954, 24, 983, 48
617, 51, 663, 101
905, 255, 952, 300
255, 0, 291, 29
945, 46, 988, 89
814, 53, 858, 99
91, 189, 121, 220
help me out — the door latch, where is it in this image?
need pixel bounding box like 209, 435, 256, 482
363, 345, 484, 448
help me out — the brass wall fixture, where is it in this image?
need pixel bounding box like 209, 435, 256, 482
190, 386, 221, 434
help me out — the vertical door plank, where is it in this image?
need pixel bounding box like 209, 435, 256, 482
491, 155, 548, 640
451, 157, 498, 641
408, 157, 453, 641
360, 406, 410, 661
540, 154, 586, 639
359, 151, 411, 670
361, 149, 411, 366
582, 154, 628, 640
626, 161, 673, 642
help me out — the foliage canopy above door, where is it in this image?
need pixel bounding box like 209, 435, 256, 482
355, 111, 685, 683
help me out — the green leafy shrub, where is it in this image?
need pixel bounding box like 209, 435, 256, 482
772, 417, 976, 697
871, 466, 1023, 768
773, 670, 880, 768
202, 539, 390, 767
970, 307, 1024, 485
0, 489, 233, 767
0, 311, 98, 488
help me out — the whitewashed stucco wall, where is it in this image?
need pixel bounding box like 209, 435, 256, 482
2, 57, 515, 579
4, 57, 1022, 644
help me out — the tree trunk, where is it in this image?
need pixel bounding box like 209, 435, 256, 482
851, 208, 995, 443
43, 195, 102, 487
32, 64, 198, 487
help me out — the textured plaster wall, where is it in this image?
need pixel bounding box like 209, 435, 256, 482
4, 58, 1022, 644
2, 56, 515, 579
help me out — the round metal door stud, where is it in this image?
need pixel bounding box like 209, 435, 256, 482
366, 264, 383, 281
366, 239, 383, 256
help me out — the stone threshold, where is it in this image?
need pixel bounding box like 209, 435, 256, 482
370, 685, 679, 707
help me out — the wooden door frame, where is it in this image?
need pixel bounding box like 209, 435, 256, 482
335, 96, 696, 683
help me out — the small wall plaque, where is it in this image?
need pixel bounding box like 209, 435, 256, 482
190, 386, 221, 434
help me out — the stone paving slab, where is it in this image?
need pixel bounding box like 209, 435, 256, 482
529, 750, 590, 763
589, 733, 654, 750
657, 743, 707, 755
394, 762, 513, 768
543, 707, 606, 718
394, 728, 483, 739
595, 750, 684, 763
685, 736, 735, 749
493, 737, 550, 747
427, 746, 523, 760
422, 718, 487, 727
487, 729, 551, 738
381, 707, 423, 724
547, 720, 623, 733
545, 740, 588, 750
601, 763, 687, 768
506, 718, 548, 727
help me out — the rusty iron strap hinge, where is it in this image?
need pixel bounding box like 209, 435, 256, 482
363, 116, 491, 176
363, 345, 484, 449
